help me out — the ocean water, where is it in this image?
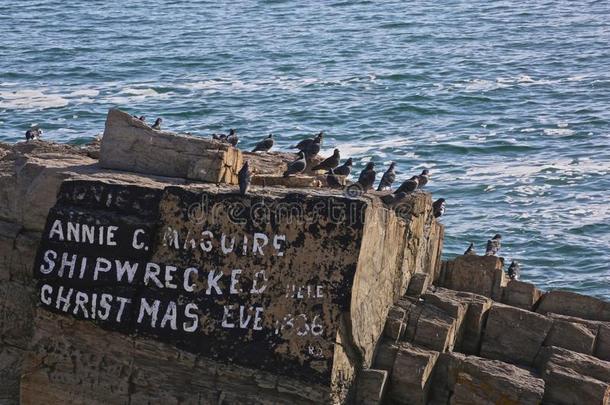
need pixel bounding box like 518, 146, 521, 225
0, 1, 608, 299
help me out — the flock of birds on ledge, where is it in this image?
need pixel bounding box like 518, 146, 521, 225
23, 116, 521, 281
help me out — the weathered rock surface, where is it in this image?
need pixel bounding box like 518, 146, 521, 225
100, 108, 243, 184
542, 364, 609, 405
535, 346, 610, 385
355, 369, 387, 405
480, 303, 553, 367
598, 324, 610, 361
405, 272, 430, 297
545, 313, 598, 355
401, 300, 462, 353
536, 290, 610, 322
438, 255, 506, 300
396, 194, 442, 295
501, 279, 543, 310
384, 305, 408, 342
423, 288, 492, 355
1, 133, 609, 405
388, 343, 439, 405
429, 352, 545, 405
351, 191, 441, 368
0, 138, 442, 404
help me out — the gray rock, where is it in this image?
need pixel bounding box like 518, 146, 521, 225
355, 369, 388, 405
439, 255, 506, 300
545, 313, 598, 355
536, 290, 610, 322
535, 346, 610, 384
406, 272, 430, 297
429, 352, 544, 405
388, 343, 439, 405
597, 324, 610, 361
480, 303, 553, 367
372, 340, 400, 374
404, 302, 462, 353
542, 364, 610, 405
501, 279, 543, 310
423, 288, 492, 355
384, 306, 407, 342
100, 108, 243, 184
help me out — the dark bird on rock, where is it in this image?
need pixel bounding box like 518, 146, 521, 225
252, 134, 274, 152
326, 168, 343, 189
138, 116, 146, 122
238, 161, 251, 196
394, 176, 419, 194
485, 234, 502, 256
417, 169, 430, 188
305, 136, 322, 158
377, 162, 397, 191
464, 242, 476, 255
312, 149, 340, 171
433, 198, 446, 218
151, 118, 162, 130
212, 133, 227, 141
295, 131, 323, 152
334, 158, 353, 176
381, 191, 407, 205
357, 162, 376, 191
507, 260, 520, 280
283, 151, 306, 177
226, 129, 239, 146
25, 128, 42, 142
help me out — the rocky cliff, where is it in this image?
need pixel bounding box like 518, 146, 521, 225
0, 109, 608, 404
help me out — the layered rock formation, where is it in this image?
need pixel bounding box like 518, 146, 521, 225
0, 109, 608, 404
367, 256, 610, 405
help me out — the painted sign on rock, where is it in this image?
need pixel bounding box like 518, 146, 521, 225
33, 180, 367, 383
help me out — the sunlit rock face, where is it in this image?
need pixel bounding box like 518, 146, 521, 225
0, 137, 443, 403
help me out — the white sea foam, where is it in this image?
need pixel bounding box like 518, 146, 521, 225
453, 79, 509, 92
69, 89, 99, 97
104, 87, 169, 105
543, 128, 575, 137
179, 75, 379, 94
0, 89, 69, 110
0, 87, 102, 110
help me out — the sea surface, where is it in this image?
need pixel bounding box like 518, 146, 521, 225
1, 1, 608, 299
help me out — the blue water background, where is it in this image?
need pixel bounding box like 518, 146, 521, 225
1, 1, 608, 298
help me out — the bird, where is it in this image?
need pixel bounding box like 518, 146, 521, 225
212, 133, 227, 141
25, 128, 42, 142
334, 158, 353, 176
295, 131, 323, 152
326, 168, 343, 189
151, 118, 162, 130
418, 169, 430, 188
138, 116, 146, 122
381, 191, 407, 205
485, 234, 502, 256
464, 242, 476, 255
226, 129, 239, 146
252, 134, 274, 152
507, 260, 520, 280
394, 176, 419, 194
357, 162, 376, 191
238, 161, 251, 196
312, 149, 340, 171
305, 136, 322, 158
377, 162, 397, 191
283, 151, 306, 177
433, 198, 446, 218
